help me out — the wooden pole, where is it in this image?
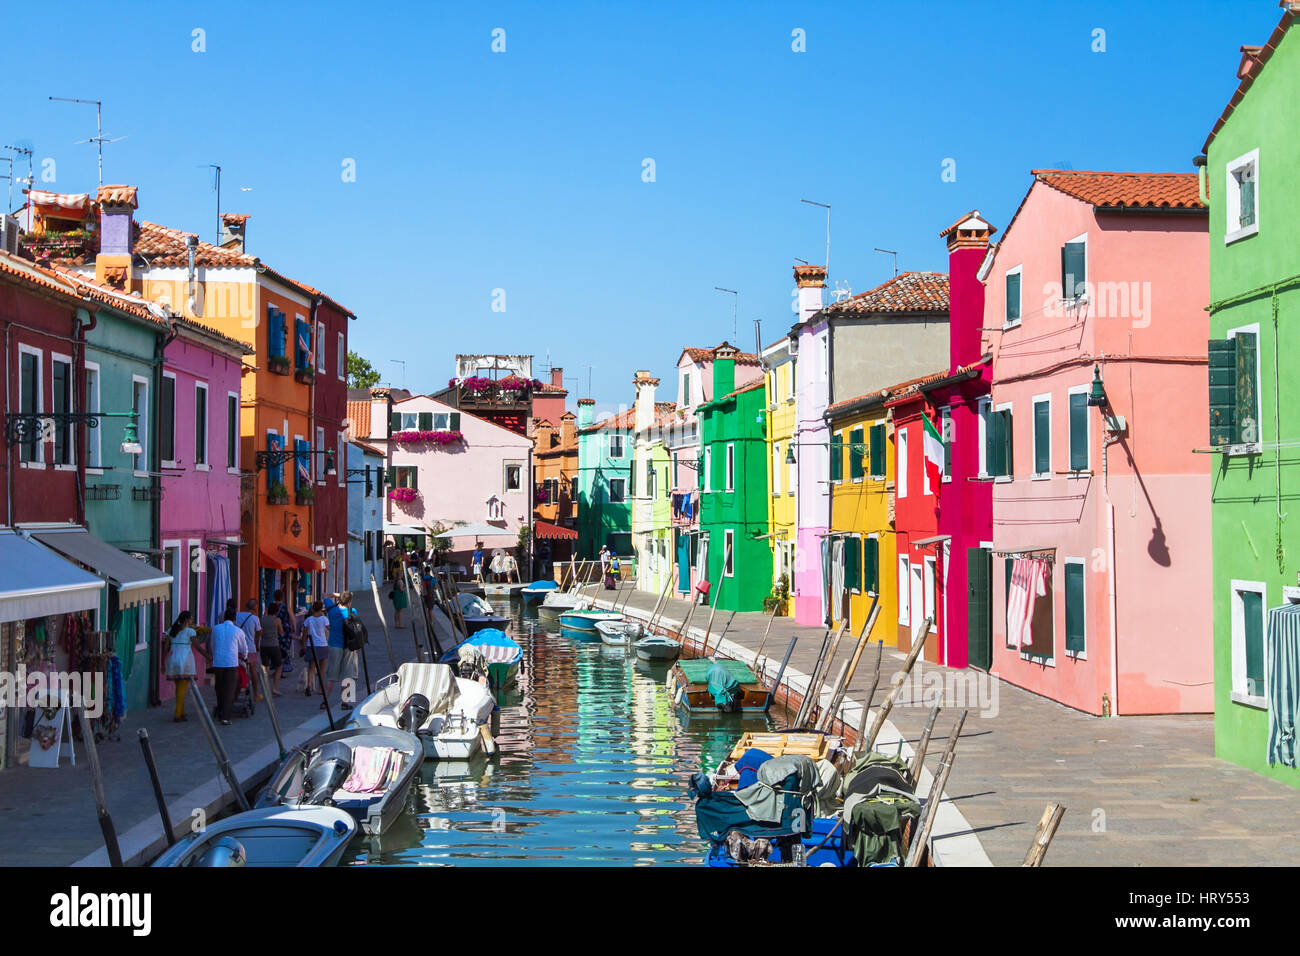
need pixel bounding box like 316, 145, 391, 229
643, 569, 674, 636
905, 709, 967, 868
863, 616, 932, 752
792, 627, 834, 728
817, 597, 881, 733
1022, 803, 1066, 867
698, 564, 725, 657
137, 728, 175, 846
76, 705, 121, 866
752, 601, 782, 672
186, 678, 251, 812
369, 572, 399, 674
674, 596, 698, 651
854, 640, 885, 749
763, 636, 800, 713
907, 703, 942, 783
800, 620, 848, 729
251, 660, 286, 759
706, 610, 736, 658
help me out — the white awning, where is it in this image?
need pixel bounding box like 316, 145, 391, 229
33, 528, 172, 610
383, 522, 425, 537
0, 531, 105, 624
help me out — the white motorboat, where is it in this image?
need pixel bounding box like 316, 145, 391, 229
152, 806, 356, 867
351, 663, 497, 761
596, 619, 645, 645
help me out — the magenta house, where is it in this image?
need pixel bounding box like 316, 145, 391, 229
157, 319, 251, 702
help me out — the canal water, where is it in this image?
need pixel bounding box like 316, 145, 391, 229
344, 596, 778, 866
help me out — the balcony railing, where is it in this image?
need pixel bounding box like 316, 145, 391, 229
458, 383, 532, 409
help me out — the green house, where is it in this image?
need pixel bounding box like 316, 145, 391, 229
576, 399, 634, 560
698, 344, 771, 612
1201, 5, 1300, 786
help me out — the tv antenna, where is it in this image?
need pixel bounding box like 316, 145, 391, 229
391, 359, 406, 389
800, 198, 831, 275
209, 164, 222, 244
3, 145, 34, 227
875, 247, 899, 277
714, 287, 738, 343
50, 97, 124, 186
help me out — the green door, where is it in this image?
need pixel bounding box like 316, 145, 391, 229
967, 546, 992, 670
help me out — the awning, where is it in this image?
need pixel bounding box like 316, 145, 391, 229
432, 521, 515, 539
259, 547, 298, 571
383, 521, 425, 537
0, 531, 105, 624
280, 543, 327, 572
32, 528, 172, 610
205, 537, 246, 550
1267, 604, 1300, 769
911, 534, 952, 548
534, 520, 578, 541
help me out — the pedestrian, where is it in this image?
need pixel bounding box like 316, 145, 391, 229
390, 573, 409, 626
301, 600, 329, 697
162, 611, 197, 722
234, 599, 263, 701
324, 592, 359, 711
472, 542, 484, 583
207, 609, 246, 725
259, 601, 285, 696
599, 545, 611, 578
273, 588, 296, 675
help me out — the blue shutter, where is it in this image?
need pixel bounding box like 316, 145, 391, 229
295, 438, 310, 489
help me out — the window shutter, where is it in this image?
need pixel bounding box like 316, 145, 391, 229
1239, 176, 1256, 227
408, 466, 418, 490
390, 411, 402, 434
160, 376, 175, 462
829, 433, 843, 481
1243, 589, 1264, 695
1062, 242, 1086, 299
449, 412, 461, 432
386, 466, 396, 489
869, 424, 885, 477
1065, 563, 1085, 652
1002, 410, 1014, 477
1068, 393, 1089, 470
1208, 339, 1237, 447
269, 306, 286, 357
418, 411, 433, 431
1005, 272, 1021, 322
942, 411, 952, 476
845, 537, 861, 591
989, 410, 1006, 477
1234, 332, 1258, 444
967, 547, 992, 670
1034, 401, 1050, 474
864, 537, 878, 594
849, 428, 865, 479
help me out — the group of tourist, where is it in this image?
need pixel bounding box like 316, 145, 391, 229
160, 588, 361, 726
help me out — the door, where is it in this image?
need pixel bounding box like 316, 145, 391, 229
677, 532, 690, 592
910, 562, 925, 640
967, 547, 992, 670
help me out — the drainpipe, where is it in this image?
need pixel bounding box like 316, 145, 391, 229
73, 304, 99, 527
1102, 424, 1121, 717
150, 315, 178, 708
308, 297, 319, 598
1193, 154, 1208, 206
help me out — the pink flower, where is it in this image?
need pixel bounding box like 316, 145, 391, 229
388, 487, 418, 502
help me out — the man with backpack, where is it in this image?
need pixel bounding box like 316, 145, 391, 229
324, 592, 365, 711
235, 599, 264, 702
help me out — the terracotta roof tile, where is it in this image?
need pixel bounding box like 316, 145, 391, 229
346, 400, 372, 440
679, 343, 761, 367
96, 185, 138, 208
1204, 6, 1298, 152
0, 252, 162, 325
1031, 169, 1205, 209
824, 271, 949, 315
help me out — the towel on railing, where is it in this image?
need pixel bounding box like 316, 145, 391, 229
339, 746, 396, 794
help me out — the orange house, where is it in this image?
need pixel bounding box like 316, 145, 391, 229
533, 412, 580, 572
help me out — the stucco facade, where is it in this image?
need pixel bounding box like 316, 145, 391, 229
763, 337, 797, 616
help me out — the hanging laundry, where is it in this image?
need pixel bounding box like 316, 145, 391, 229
1006, 557, 1048, 650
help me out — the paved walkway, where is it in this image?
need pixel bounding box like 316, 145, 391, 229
589, 582, 1300, 866
0, 599, 425, 867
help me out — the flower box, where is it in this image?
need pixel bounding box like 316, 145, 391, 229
267, 483, 290, 505
295, 487, 315, 505
294, 366, 315, 385
268, 355, 291, 375
390, 429, 464, 446
388, 487, 418, 503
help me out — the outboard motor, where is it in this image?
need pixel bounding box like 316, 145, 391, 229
456, 644, 489, 684
302, 741, 352, 805
398, 693, 431, 733
193, 836, 246, 867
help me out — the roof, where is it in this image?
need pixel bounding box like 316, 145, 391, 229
535, 432, 578, 455
679, 343, 761, 367
825, 359, 989, 420
712, 379, 765, 404
1030, 169, 1205, 210
350, 439, 386, 457
346, 400, 372, 440
580, 407, 636, 434
1204, 4, 1299, 152
0, 251, 163, 326
97, 185, 138, 208
824, 271, 949, 316
535, 381, 567, 394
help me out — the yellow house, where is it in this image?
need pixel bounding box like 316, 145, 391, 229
763, 338, 797, 615
825, 392, 896, 646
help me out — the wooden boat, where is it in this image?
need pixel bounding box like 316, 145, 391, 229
441, 629, 523, 688
634, 634, 682, 662
256, 726, 423, 836
559, 608, 624, 632
152, 806, 356, 867
711, 732, 839, 792
670, 658, 770, 714
520, 580, 560, 605
457, 592, 511, 634
351, 663, 497, 760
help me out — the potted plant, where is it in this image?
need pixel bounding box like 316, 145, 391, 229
762, 574, 790, 616
268, 482, 289, 505
268, 354, 291, 375
294, 365, 315, 385
295, 484, 315, 505
388, 487, 418, 503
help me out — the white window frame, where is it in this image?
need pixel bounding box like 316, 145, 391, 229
1229, 578, 1267, 708
897, 555, 910, 625
896, 426, 909, 498
316, 320, 327, 373
1226, 322, 1264, 453
1031, 393, 1051, 480
433, 412, 450, 431
316, 427, 326, 485
725, 442, 735, 492
1225, 147, 1260, 245
940, 407, 952, 484
787, 361, 796, 401
337, 332, 346, 381
50, 351, 75, 470
227, 391, 241, 474
17, 344, 44, 467
703, 446, 712, 493
504, 461, 523, 493
1003, 264, 1023, 329
976, 397, 990, 478
609, 433, 625, 459
772, 442, 782, 496
162, 539, 182, 629
159, 369, 178, 469
132, 375, 150, 477
723, 528, 735, 578
85, 362, 102, 473
994, 401, 1013, 484
338, 431, 345, 488
1062, 232, 1088, 304
1064, 557, 1088, 660
194, 381, 210, 470
924, 554, 937, 633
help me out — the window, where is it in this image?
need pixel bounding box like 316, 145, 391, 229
703, 446, 712, 492
988, 404, 1013, 479
294, 316, 311, 370
159, 373, 176, 464
85, 364, 101, 469
723, 529, 735, 577
940, 408, 952, 481
849, 427, 865, 481
267, 431, 284, 489
976, 398, 990, 477
787, 361, 796, 400
337, 332, 346, 380
194, 382, 209, 467
1064, 560, 1086, 654
869, 423, 885, 478
725, 443, 735, 491
1230, 580, 1266, 707
924, 555, 937, 631
227, 394, 239, 470
1225, 148, 1259, 243
609, 434, 625, 459
18, 347, 41, 463
294, 436, 309, 490
1032, 395, 1050, 478
819, 334, 829, 382
390, 465, 418, 490
897, 427, 909, 498
1004, 266, 1022, 326
845, 535, 861, 593
364, 531, 374, 562
268, 305, 287, 358
188, 542, 203, 627
316, 321, 326, 372
829, 432, 843, 482
681, 373, 691, 407
505, 463, 522, 491
400, 412, 418, 432
897, 556, 910, 625
1209, 326, 1261, 452
608, 478, 626, 503
1068, 387, 1090, 471
646, 460, 656, 499
1061, 235, 1087, 301
772, 442, 782, 496
51, 355, 73, 465
314, 427, 325, 483
338, 431, 345, 487
864, 536, 879, 595
132, 377, 149, 473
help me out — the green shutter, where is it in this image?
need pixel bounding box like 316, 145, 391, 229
849, 428, 865, 479
1034, 401, 1050, 475
844, 537, 861, 591
1004, 556, 1014, 639
418, 411, 433, 431
386, 466, 396, 489
869, 424, 885, 477
1065, 563, 1085, 652
942, 411, 952, 476
1234, 332, 1258, 445
1208, 339, 1237, 447
989, 409, 1006, 477
1069, 392, 1089, 470
160, 375, 175, 462
408, 466, 418, 490
967, 547, 991, 670
1239, 177, 1255, 227
864, 537, 878, 594
829, 433, 843, 481
1002, 410, 1014, 477
1005, 271, 1021, 323
449, 412, 461, 432
1062, 241, 1086, 299
390, 411, 402, 434
1242, 589, 1264, 696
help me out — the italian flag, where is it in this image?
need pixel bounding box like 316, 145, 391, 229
923, 413, 945, 490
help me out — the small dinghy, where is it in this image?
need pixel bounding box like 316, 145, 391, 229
441, 628, 523, 688
256, 726, 423, 837
634, 634, 682, 662
559, 608, 624, 632
596, 619, 645, 645
537, 591, 580, 624
152, 806, 356, 867
520, 580, 559, 605
457, 592, 512, 634
352, 663, 497, 761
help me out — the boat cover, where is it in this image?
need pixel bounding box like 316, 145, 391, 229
457, 592, 494, 616
676, 659, 758, 685
692, 771, 808, 843
706, 659, 743, 708
733, 754, 820, 824
396, 663, 458, 717
429, 607, 461, 649
441, 629, 523, 665
843, 788, 920, 866
734, 748, 772, 789
526, 580, 559, 591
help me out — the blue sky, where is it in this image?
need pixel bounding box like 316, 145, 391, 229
1, 0, 1276, 410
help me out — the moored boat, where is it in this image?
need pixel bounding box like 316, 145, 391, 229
152, 806, 356, 867
595, 620, 635, 645
670, 658, 769, 714
520, 580, 560, 605
457, 592, 512, 633
634, 634, 682, 662
351, 663, 497, 760
559, 608, 624, 632
441, 628, 524, 688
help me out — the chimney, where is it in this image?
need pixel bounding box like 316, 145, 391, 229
939, 210, 996, 370
220, 213, 249, 253
712, 343, 737, 400
560, 410, 578, 447
794, 264, 826, 325
534, 418, 556, 450
634, 370, 659, 432
95, 185, 138, 291
551, 367, 564, 388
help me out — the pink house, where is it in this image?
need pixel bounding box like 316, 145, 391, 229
158, 319, 251, 701
982, 170, 1210, 715
384, 395, 533, 564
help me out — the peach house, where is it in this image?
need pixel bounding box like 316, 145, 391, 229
982, 170, 1210, 715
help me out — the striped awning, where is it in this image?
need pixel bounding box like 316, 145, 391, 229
1267, 603, 1300, 769
32, 528, 171, 610
534, 520, 577, 541
0, 531, 105, 624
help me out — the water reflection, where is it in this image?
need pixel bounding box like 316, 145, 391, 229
345, 596, 774, 866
